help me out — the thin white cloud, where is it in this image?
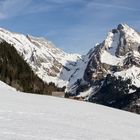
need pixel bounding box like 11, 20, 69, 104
0, 0, 139, 20
87, 2, 140, 11
0, 0, 32, 19
0, 0, 93, 19
0, 0, 70, 19
45, 0, 84, 4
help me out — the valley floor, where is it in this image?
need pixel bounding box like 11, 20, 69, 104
0, 81, 140, 140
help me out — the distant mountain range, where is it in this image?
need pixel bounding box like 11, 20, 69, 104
0, 24, 140, 114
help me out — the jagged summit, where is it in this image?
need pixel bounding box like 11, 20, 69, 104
99, 23, 140, 81
65, 24, 140, 114
102, 23, 140, 56
117, 23, 130, 30
67, 23, 140, 98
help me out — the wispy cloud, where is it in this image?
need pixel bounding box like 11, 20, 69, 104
0, 0, 32, 19
0, 0, 139, 20
87, 1, 140, 12
45, 0, 85, 4
0, 0, 60, 19
0, 0, 81, 19
0, 0, 95, 20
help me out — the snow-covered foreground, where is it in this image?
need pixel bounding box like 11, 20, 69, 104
0, 81, 140, 140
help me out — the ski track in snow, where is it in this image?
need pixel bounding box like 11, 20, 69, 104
0, 81, 140, 140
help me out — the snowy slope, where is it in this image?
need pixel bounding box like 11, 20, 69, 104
0, 28, 81, 87
65, 52, 92, 93
0, 81, 16, 92
0, 81, 140, 140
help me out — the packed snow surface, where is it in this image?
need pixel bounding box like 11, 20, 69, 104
0, 81, 140, 140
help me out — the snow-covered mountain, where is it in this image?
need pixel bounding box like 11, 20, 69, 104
0, 24, 140, 113
0, 28, 81, 88
66, 24, 140, 113
67, 24, 140, 94
100, 24, 140, 86
0, 81, 140, 140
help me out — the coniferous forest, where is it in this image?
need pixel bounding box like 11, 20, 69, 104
0, 41, 65, 95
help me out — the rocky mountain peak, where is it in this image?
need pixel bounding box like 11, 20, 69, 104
117, 23, 130, 30
99, 23, 140, 60
67, 24, 140, 99
66, 24, 140, 114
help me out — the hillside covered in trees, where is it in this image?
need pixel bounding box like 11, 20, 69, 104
0, 41, 65, 95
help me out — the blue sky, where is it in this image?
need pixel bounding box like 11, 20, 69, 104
0, 0, 140, 54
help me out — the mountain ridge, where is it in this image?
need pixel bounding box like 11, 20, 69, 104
0, 24, 140, 113
0, 27, 81, 88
